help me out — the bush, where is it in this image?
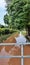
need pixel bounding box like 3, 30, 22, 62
9, 29, 16, 34
1, 28, 10, 34
0, 28, 10, 35
5, 29, 10, 34
0, 28, 5, 35
0, 28, 2, 35
0, 28, 17, 35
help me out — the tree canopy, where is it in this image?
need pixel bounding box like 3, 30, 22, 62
4, 14, 9, 25
4, 0, 30, 30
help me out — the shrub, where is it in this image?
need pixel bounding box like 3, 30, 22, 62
9, 29, 16, 34
0, 28, 2, 35
0, 28, 17, 35
5, 29, 10, 34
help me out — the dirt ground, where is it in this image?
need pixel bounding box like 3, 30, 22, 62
0, 32, 30, 65
3, 32, 19, 43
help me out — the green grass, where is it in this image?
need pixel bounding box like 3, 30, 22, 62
0, 34, 11, 43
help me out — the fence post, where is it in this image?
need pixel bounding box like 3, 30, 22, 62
21, 44, 24, 65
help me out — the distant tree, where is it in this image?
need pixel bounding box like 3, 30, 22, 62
4, 14, 9, 25
1, 25, 4, 28
5, 0, 11, 4
0, 24, 4, 28
0, 24, 2, 28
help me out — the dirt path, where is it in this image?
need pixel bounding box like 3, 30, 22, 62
3, 32, 19, 43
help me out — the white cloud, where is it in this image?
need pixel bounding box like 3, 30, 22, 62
0, 0, 6, 8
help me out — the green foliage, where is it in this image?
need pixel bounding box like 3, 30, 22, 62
0, 28, 16, 35
4, 14, 9, 25
0, 24, 4, 28
0, 28, 2, 35
0, 28, 17, 42
5, 0, 30, 30
0, 34, 11, 43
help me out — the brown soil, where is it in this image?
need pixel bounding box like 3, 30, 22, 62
0, 32, 30, 65
3, 32, 19, 43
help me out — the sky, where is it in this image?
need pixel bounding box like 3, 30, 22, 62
0, 0, 7, 25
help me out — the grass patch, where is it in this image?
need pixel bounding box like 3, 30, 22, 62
0, 34, 11, 43
0, 31, 19, 43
